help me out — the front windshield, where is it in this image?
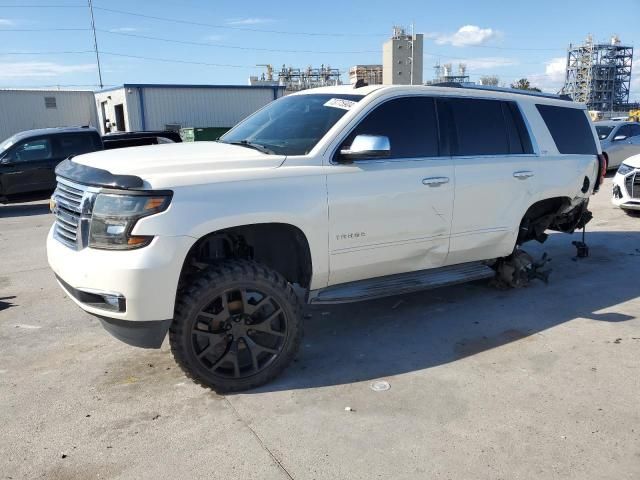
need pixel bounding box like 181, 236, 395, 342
595, 126, 615, 140
219, 93, 363, 155
0, 135, 17, 154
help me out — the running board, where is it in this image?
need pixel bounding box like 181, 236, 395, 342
309, 262, 496, 304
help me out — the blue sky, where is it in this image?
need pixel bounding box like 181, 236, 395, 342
0, 0, 637, 98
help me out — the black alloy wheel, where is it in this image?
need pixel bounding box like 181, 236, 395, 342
170, 260, 303, 392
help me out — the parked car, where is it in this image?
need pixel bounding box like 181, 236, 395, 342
596, 121, 640, 169
612, 155, 640, 214
0, 127, 181, 202
47, 84, 604, 392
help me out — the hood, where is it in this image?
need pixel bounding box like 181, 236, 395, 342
73, 142, 286, 188
621, 153, 640, 169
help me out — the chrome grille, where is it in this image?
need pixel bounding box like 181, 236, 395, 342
52, 178, 91, 249
624, 172, 640, 199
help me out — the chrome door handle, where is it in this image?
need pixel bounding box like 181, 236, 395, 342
422, 176, 450, 186
513, 171, 534, 179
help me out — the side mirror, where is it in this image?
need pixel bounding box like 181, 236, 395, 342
614, 135, 628, 141
0, 155, 12, 165
339, 135, 391, 162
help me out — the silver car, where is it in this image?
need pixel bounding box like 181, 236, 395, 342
596, 121, 640, 169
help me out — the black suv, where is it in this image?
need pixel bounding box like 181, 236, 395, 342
0, 127, 181, 203
0, 127, 101, 202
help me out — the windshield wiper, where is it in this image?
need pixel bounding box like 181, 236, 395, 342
220, 140, 275, 155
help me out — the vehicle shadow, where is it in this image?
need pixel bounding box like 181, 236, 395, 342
248, 230, 640, 393
0, 201, 51, 219
0, 296, 17, 312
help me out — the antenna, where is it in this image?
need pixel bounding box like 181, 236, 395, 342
87, 0, 103, 89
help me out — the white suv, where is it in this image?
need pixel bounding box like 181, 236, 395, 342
47, 84, 605, 391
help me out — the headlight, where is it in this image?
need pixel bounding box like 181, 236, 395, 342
617, 163, 635, 176
89, 192, 171, 250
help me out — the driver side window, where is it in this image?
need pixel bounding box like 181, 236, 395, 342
340, 96, 440, 160
9, 138, 52, 163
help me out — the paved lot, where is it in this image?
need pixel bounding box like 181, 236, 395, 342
1, 176, 639, 480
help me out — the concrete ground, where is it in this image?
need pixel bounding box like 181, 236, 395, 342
1, 176, 639, 480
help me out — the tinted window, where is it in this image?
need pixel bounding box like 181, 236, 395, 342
630, 124, 640, 137
616, 125, 633, 139
448, 98, 510, 156
342, 96, 439, 158
220, 94, 363, 156
10, 138, 52, 162
55, 134, 95, 157
595, 125, 615, 140
536, 104, 597, 154
502, 101, 533, 154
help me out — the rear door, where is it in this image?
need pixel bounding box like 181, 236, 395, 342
1, 136, 54, 195
327, 95, 454, 285
50, 133, 100, 184
443, 97, 537, 265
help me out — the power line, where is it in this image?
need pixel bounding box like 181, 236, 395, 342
99, 29, 380, 55
91, 6, 387, 37
0, 4, 85, 7
0, 28, 90, 32
0, 50, 94, 55
99, 51, 256, 69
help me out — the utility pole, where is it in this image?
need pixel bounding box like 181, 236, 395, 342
87, 0, 103, 88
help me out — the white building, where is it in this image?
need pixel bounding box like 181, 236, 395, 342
0, 89, 98, 141
382, 27, 424, 85
349, 65, 383, 86
94, 84, 285, 134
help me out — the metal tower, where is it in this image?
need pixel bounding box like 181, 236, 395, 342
562, 35, 633, 112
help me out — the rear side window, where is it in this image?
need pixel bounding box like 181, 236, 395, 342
55, 134, 95, 157
343, 96, 440, 158
536, 104, 597, 155
447, 98, 532, 156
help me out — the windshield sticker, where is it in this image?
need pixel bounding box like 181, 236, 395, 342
324, 98, 357, 110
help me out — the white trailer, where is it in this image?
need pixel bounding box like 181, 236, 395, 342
94, 84, 285, 134
0, 89, 98, 141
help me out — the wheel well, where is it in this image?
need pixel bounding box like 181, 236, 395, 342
179, 223, 312, 290
516, 197, 571, 245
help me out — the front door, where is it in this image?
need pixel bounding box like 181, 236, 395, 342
327, 96, 454, 285
0, 137, 54, 196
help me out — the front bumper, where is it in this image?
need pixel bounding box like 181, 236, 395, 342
612, 170, 640, 210
47, 225, 195, 322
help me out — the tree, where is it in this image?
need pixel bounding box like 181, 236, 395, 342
480, 75, 500, 86
510, 78, 542, 92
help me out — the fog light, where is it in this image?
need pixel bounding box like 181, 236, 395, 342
101, 294, 125, 312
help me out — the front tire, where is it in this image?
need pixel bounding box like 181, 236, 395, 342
170, 260, 303, 392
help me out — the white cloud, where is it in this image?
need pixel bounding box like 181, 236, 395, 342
457, 57, 516, 70
435, 25, 499, 47
203, 34, 224, 42
630, 73, 640, 101
529, 57, 567, 93
0, 62, 96, 78
109, 27, 139, 33
0, 18, 14, 26
226, 17, 274, 26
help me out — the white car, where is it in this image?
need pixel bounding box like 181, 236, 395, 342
47, 84, 605, 391
612, 154, 640, 213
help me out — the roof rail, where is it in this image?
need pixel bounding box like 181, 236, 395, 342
430, 82, 573, 102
